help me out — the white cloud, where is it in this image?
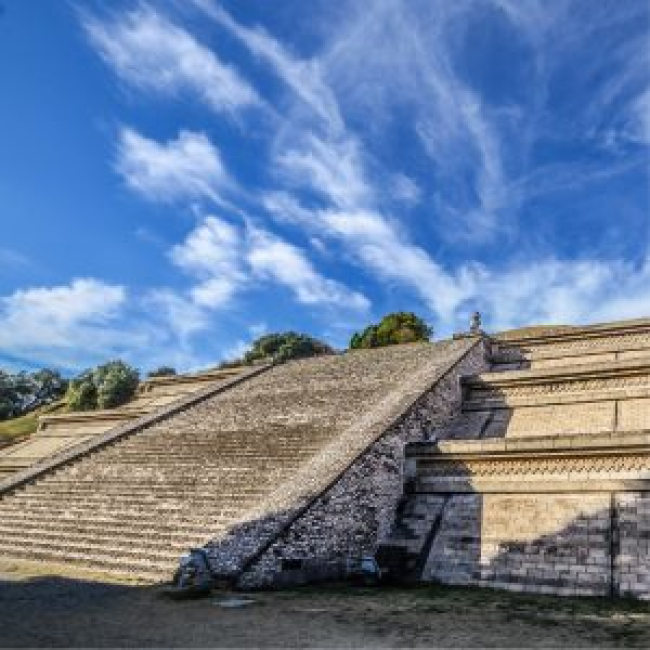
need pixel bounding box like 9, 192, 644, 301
624, 90, 650, 146
116, 127, 228, 204
473, 257, 650, 333
277, 135, 371, 210
193, 0, 343, 133
247, 227, 370, 309
0, 279, 135, 369
82, 5, 259, 115
170, 215, 370, 312
265, 135, 475, 320
0, 279, 225, 372
144, 289, 210, 342
390, 174, 422, 206
170, 216, 246, 308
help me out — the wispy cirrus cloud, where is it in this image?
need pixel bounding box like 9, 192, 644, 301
170, 215, 369, 312
246, 227, 369, 310
192, 0, 343, 134
81, 4, 260, 115
115, 122, 370, 316
472, 256, 650, 332
115, 127, 229, 204
61, 0, 648, 371
193, 2, 502, 321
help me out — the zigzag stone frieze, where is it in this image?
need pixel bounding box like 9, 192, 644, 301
496, 330, 650, 359
465, 359, 650, 407
416, 452, 650, 479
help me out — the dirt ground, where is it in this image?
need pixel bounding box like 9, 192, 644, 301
0, 561, 649, 648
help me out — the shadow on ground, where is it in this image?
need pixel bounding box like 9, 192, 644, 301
1, 571, 649, 648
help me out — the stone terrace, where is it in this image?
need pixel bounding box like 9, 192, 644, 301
0, 367, 246, 479
387, 318, 650, 599
0, 340, 472, 582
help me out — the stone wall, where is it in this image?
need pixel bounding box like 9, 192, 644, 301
424, 494, 612, 596
235, 338, 489, 588
421, 491, 650, 599
402, 318, 650, 600
616, 492, 650, 599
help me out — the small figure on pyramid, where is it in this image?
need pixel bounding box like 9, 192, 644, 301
470, 311, 482, 334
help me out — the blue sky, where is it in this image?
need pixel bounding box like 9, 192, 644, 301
0, 0, 648, 374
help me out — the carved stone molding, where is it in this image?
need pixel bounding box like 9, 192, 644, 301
418, 452, 650, 479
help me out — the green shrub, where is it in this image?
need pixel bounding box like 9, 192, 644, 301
67, 361, 139, 411
66, 372, 97, 411
219, 332, 333, 367
147, 366, 177, 378
350, 312, 432, 349
0, 368, 68, 420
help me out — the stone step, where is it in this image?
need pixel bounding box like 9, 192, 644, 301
0, 500, 254, 519
101, 446, 323, 457
101, 451, 321, 461
29, 482, 282, 494
22, 481, 273, 494
0, 507, 239, 530
7, 487, 259, 502
127, 427, 340, 437
3, 495, 262, 512
0, 512, 232, 537
0, 543, 174, 582
23, 474, 280, 492
0, 525, 213, 552
11, 494, 266, 508
24, 476, 273, 489
0, 535, 188, 564
42, 470, 240, 480
114, 433, 329, 443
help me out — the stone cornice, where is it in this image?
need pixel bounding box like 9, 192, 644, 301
409, 429, 650, 493
493, 317, 650, 346
463, 358, 650, 408
469, 357, 650, 386
408, 429, 650, 457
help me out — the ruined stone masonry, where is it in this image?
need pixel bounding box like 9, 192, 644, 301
0, 317, 648, 600
382, 318, 650, 600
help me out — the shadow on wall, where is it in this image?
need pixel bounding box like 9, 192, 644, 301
407, 366, 650, 601
416, 464, 649, 600
489, 342, 533, 372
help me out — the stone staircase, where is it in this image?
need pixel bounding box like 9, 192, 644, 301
0, 367, 246, 479
379, 318, 650, 598
0, 422, 330, 580
375, 494, 448, 581
0, 341, 473, 583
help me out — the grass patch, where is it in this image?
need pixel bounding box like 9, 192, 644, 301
419, 582, 650, 616
0, 402, 66, 446
0, 412, 38, 444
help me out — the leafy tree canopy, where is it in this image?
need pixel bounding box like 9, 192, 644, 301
0, 368, 68, 421
349, 312, 432, 349
67, 360, 139, 411
235, 331, 334, 365
147, 366, 177, 378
